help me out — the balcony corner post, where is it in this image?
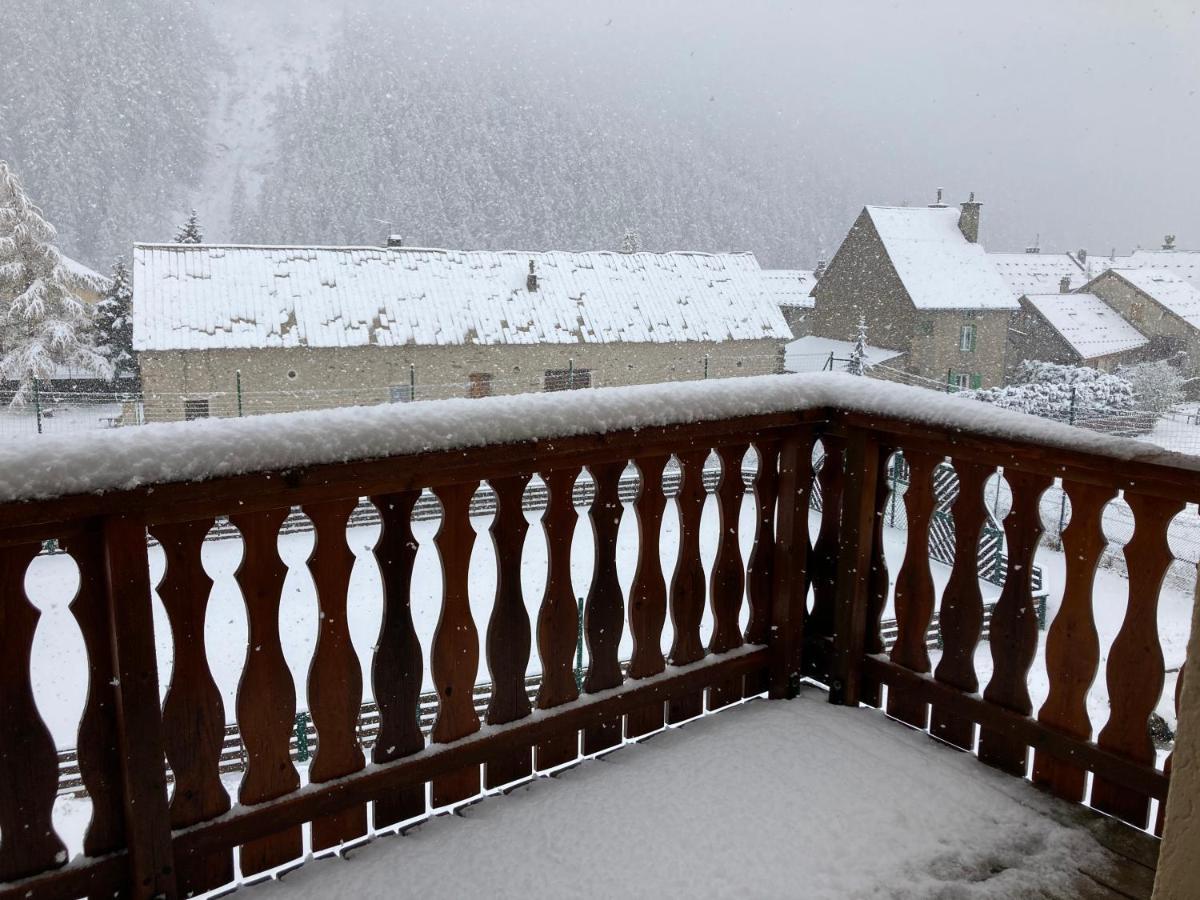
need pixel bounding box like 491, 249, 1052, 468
768, 427, 814, 699
101, 513, 179, 900
828, 430, 881, 707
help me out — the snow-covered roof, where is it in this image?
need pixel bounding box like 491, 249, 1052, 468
784, 335, 903, 373
1107, 268, 1200, 330
865, 206, 1018, 311
131, 245, 792, 351
1022, 292, 1148, 360
762, 269, 816, 309
989, 252, 1082, 300
1078, 250, 1200, 289
60, 254, 110, 293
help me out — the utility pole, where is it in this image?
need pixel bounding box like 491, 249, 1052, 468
704, 353, 710, 380
410, 363, 416, 402
33, 377, 42, 434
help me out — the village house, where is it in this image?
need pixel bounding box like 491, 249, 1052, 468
131, 244, 792, 422
809, 194, 1017, 388
988, 249, 1084, 300
1012, 287, 1149, 372
1081, 267, 1200, 373
762, 267, 817, 336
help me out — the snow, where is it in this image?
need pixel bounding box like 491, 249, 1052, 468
1107, 268, 1200, 329
761, 268, 816, 308
989, 252, 1083, 299
1022, 292, 1149, 359
57, 255, 110, 294
784, 336, 903, 373
238, 694, 1118, 899
1081, 250, 1200, 290
865, 206, 1019, 311
131, 245, 791, 351
4, 373, 1198, 506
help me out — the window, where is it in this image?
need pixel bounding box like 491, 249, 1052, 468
959, 323, 977, 352
947, 372, 970, 392
183, 398, 210, 420
389, 384, 413, 403
544, 368, 592, 391
467, 372, 494, 398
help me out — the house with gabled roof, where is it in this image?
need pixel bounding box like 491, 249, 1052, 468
989, 251, 1084, 300
762, 268, 817, 336
1082, 267, 1200, 372
809, 194, 1018, 388
131, 244, 793, 421
1013, 290, 1148, 372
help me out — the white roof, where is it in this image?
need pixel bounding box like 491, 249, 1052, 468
865, 206, 1018, 311
1078, 250, 1200, 289
1108, 268, 1200, 329
989, 252, 1082, 300
762, 269, 816, 308
1023, 292, 1148, 360
60, 254, 110, 294
784, 335, 904, 373
131, 245, 792, 352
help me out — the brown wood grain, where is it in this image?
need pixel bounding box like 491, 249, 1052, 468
483, 476, 534, 787
61, 531, 125, 859
370, 491, 427, 825
979, 470, 1052, 776
626, 454, 669, 738
708, 443, 748, 710
0, 542, 67, 883
929, 460, 992, 749
430, 482, 482, 807
744, 440, 780, 698
808, 435, 844, 643
301, 497, 367, 849
229, 507, 302, 875
535, 468, 582, 770
769, 429, 814, 699
667, 450, 708, 723
1092, 492, 1184, 828
859, 444, 894, 709
149, 518, 233, 893
583, 462, 627, 753
886, 449, 939, 728
1032, 481, 1117, 802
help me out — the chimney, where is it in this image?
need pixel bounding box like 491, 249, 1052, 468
526, 259, 538, 292
1164, 234, 1177, 251
1059, 275, 1072, 293
386, 234, 404, 248
1077, 248, 1087, 265
813, 257, 827, 280
958, 192, 981, 243
929, 187, 948, 208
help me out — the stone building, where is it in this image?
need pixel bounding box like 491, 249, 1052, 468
762, 268, 817, 336
809, 196, 1017, 388
131, 244, 792, 421
1082, 267, 1200, 372
1012, 290, 1148, 372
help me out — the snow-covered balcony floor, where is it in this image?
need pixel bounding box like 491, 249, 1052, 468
252, 693, 1156, 900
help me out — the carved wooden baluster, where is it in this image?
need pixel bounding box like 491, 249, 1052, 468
770, 429, 815, 699
430, 482, 482, 807
370, 491, 427, 825
860, 445, 895, 709
709, 443, 749, 710
0, 542, 68, 883
1092, 492, 1184, 828
149, 518, 233, 893
62, 531, 125, 859
535, 467, 582, 770
744, 440, 780, 698
979, 470, 1053, 776
929, 461, 992, 749
1033, 481, 1117, 802
667, 450, 708, 723
886, 449, 939, 728
230, 507, 302, 875
1157, 660, 1184, 837
301, 497, 366, 848
583, 462, 626, 752
626, 454, 670, 738
483, 475, 534, 787
808, 436, 845, 646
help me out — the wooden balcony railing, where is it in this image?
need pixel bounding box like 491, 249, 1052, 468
0, 375, 1195, 900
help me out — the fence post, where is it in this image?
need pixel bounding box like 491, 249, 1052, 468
575, 596, 585, 692
888, 453, 898, 526
703, 353, 710, 380
101, 514, 178, 899
33, 376, 43, 434
567, 357, 575, 391
295, 711, 310, 763
409, 363, 416, 402
946, 368, 953, 393
769, 428, 813, 699
829, 429, 881, 706
235, 370, 244, 417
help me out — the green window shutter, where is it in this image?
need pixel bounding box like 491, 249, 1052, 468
970, 326, 977, 352
970, 373, 982, 389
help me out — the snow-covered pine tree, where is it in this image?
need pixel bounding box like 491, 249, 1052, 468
620, 229, 641, 254
174, 209, 204, 244
0, 161, 111, 403
846, 315, 868, 376
94, 258, 136, 382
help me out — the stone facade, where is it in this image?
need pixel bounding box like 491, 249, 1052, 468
1086, 272, 1200, 372
139, 339, 785, 421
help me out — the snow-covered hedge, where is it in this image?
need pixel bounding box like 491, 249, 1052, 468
959, 361, 1133, 421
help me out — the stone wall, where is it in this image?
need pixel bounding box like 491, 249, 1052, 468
1088, 274, 1200, 372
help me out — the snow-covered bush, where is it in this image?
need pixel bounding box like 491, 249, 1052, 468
959, 361, 1134, 421
1116, 359, 1186, 414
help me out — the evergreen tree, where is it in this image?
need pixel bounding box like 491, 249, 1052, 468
846, 315, 868, 376
94, 258, 136, 382
174, 209, 204, 244
0, 161, 110, 403
620, 228, 642, 254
